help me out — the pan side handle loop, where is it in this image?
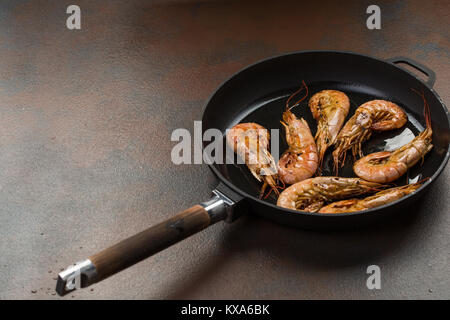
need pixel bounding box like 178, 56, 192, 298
56, 185, 242, 296
386, 56, 436, 88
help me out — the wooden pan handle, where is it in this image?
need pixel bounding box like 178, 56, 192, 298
56, 187, 240, 296
89, 205, 211, 282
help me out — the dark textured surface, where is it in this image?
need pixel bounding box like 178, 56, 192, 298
0, 0, 448, 299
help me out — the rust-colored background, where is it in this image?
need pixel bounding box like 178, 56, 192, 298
0, 0, 448, 299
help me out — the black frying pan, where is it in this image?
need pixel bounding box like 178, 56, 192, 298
56, 51, 450, 296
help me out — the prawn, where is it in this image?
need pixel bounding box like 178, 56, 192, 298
332, 100, 407, 172
353, 91, 432, 183
277, 177, 387, 212
227, 122, 279, 198
318, 182, 422, 213
308, 90, 350, 168
278, 82, 319, 184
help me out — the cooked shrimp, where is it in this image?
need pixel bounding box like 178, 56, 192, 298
353, 91, 432, 183
332, 100, 407, 171
227, 122, 279, 197
309, 90, 350, 167
318, 182, 422, 213
278, 83, 318, 184
278, 110, 318, 184
277, 177, 387, 212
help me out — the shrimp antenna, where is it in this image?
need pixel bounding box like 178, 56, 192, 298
397, 177, 429, 190
415, 177, 430, 185
263, 185, 281, 200
286, 80, 309, 111
411, 88, 432, 129
371, 182, 396, 192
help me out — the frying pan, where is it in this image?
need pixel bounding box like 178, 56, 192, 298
56, 51, 450, 296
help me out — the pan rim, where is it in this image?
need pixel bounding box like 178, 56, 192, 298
201, 50, 450, 218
